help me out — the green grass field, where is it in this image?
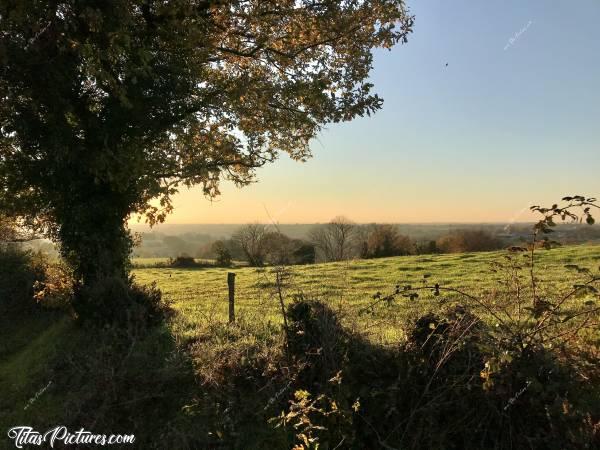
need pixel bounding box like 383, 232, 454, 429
133, 244, 600, 344
2, 244, 598, 447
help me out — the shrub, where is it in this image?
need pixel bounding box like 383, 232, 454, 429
436, 229, 503, 253
292, 243, 316, 265
274, 291, 599, 450
1, 244, 75, 313
0, 246, 46, 313
415, 239, 439, 254
211, 240, 232, 267
168, 255, 198, 268
74, 276, 169, 328
378, 306, 597, 449
33, 262, 73, 310
270, 388, 355, 450
287, 299, 348, 385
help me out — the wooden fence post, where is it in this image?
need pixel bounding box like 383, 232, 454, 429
227, 272, 236, 323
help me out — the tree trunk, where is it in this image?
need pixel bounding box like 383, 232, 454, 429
56, 186, 133, 318
61, 214, 131, 284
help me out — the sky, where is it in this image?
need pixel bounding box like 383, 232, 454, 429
140, 0, 600, 225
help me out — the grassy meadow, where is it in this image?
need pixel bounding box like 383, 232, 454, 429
1, 243, 598, 448
133, 243, 600, 344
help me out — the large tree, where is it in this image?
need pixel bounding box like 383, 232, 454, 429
233, 223, 267, 267
0, 1, 413, 309
309, 216, 356, 262
364, 224, 412, 258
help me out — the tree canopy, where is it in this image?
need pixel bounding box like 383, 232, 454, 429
0, 0, 413, 299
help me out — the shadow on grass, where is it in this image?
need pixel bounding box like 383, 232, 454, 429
1, 298, 598, 450
0, 303, 287, 449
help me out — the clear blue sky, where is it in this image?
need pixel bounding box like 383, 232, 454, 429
157, 0, 600, 224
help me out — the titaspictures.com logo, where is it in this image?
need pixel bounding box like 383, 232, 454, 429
7, 426, 135, 448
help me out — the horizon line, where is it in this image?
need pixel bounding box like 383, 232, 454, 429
130, 221, 541, 226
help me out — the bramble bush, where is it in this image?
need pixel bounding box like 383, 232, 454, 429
263, 196, 599, 449
33, 261, 74, 310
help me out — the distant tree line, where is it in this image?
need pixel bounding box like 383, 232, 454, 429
131, 217, 600, 266
204, 218, 506, 267
204, 224, 317, 267
306, 217, 504, 263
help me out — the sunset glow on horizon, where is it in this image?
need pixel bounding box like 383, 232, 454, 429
137, 0, 599, 226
